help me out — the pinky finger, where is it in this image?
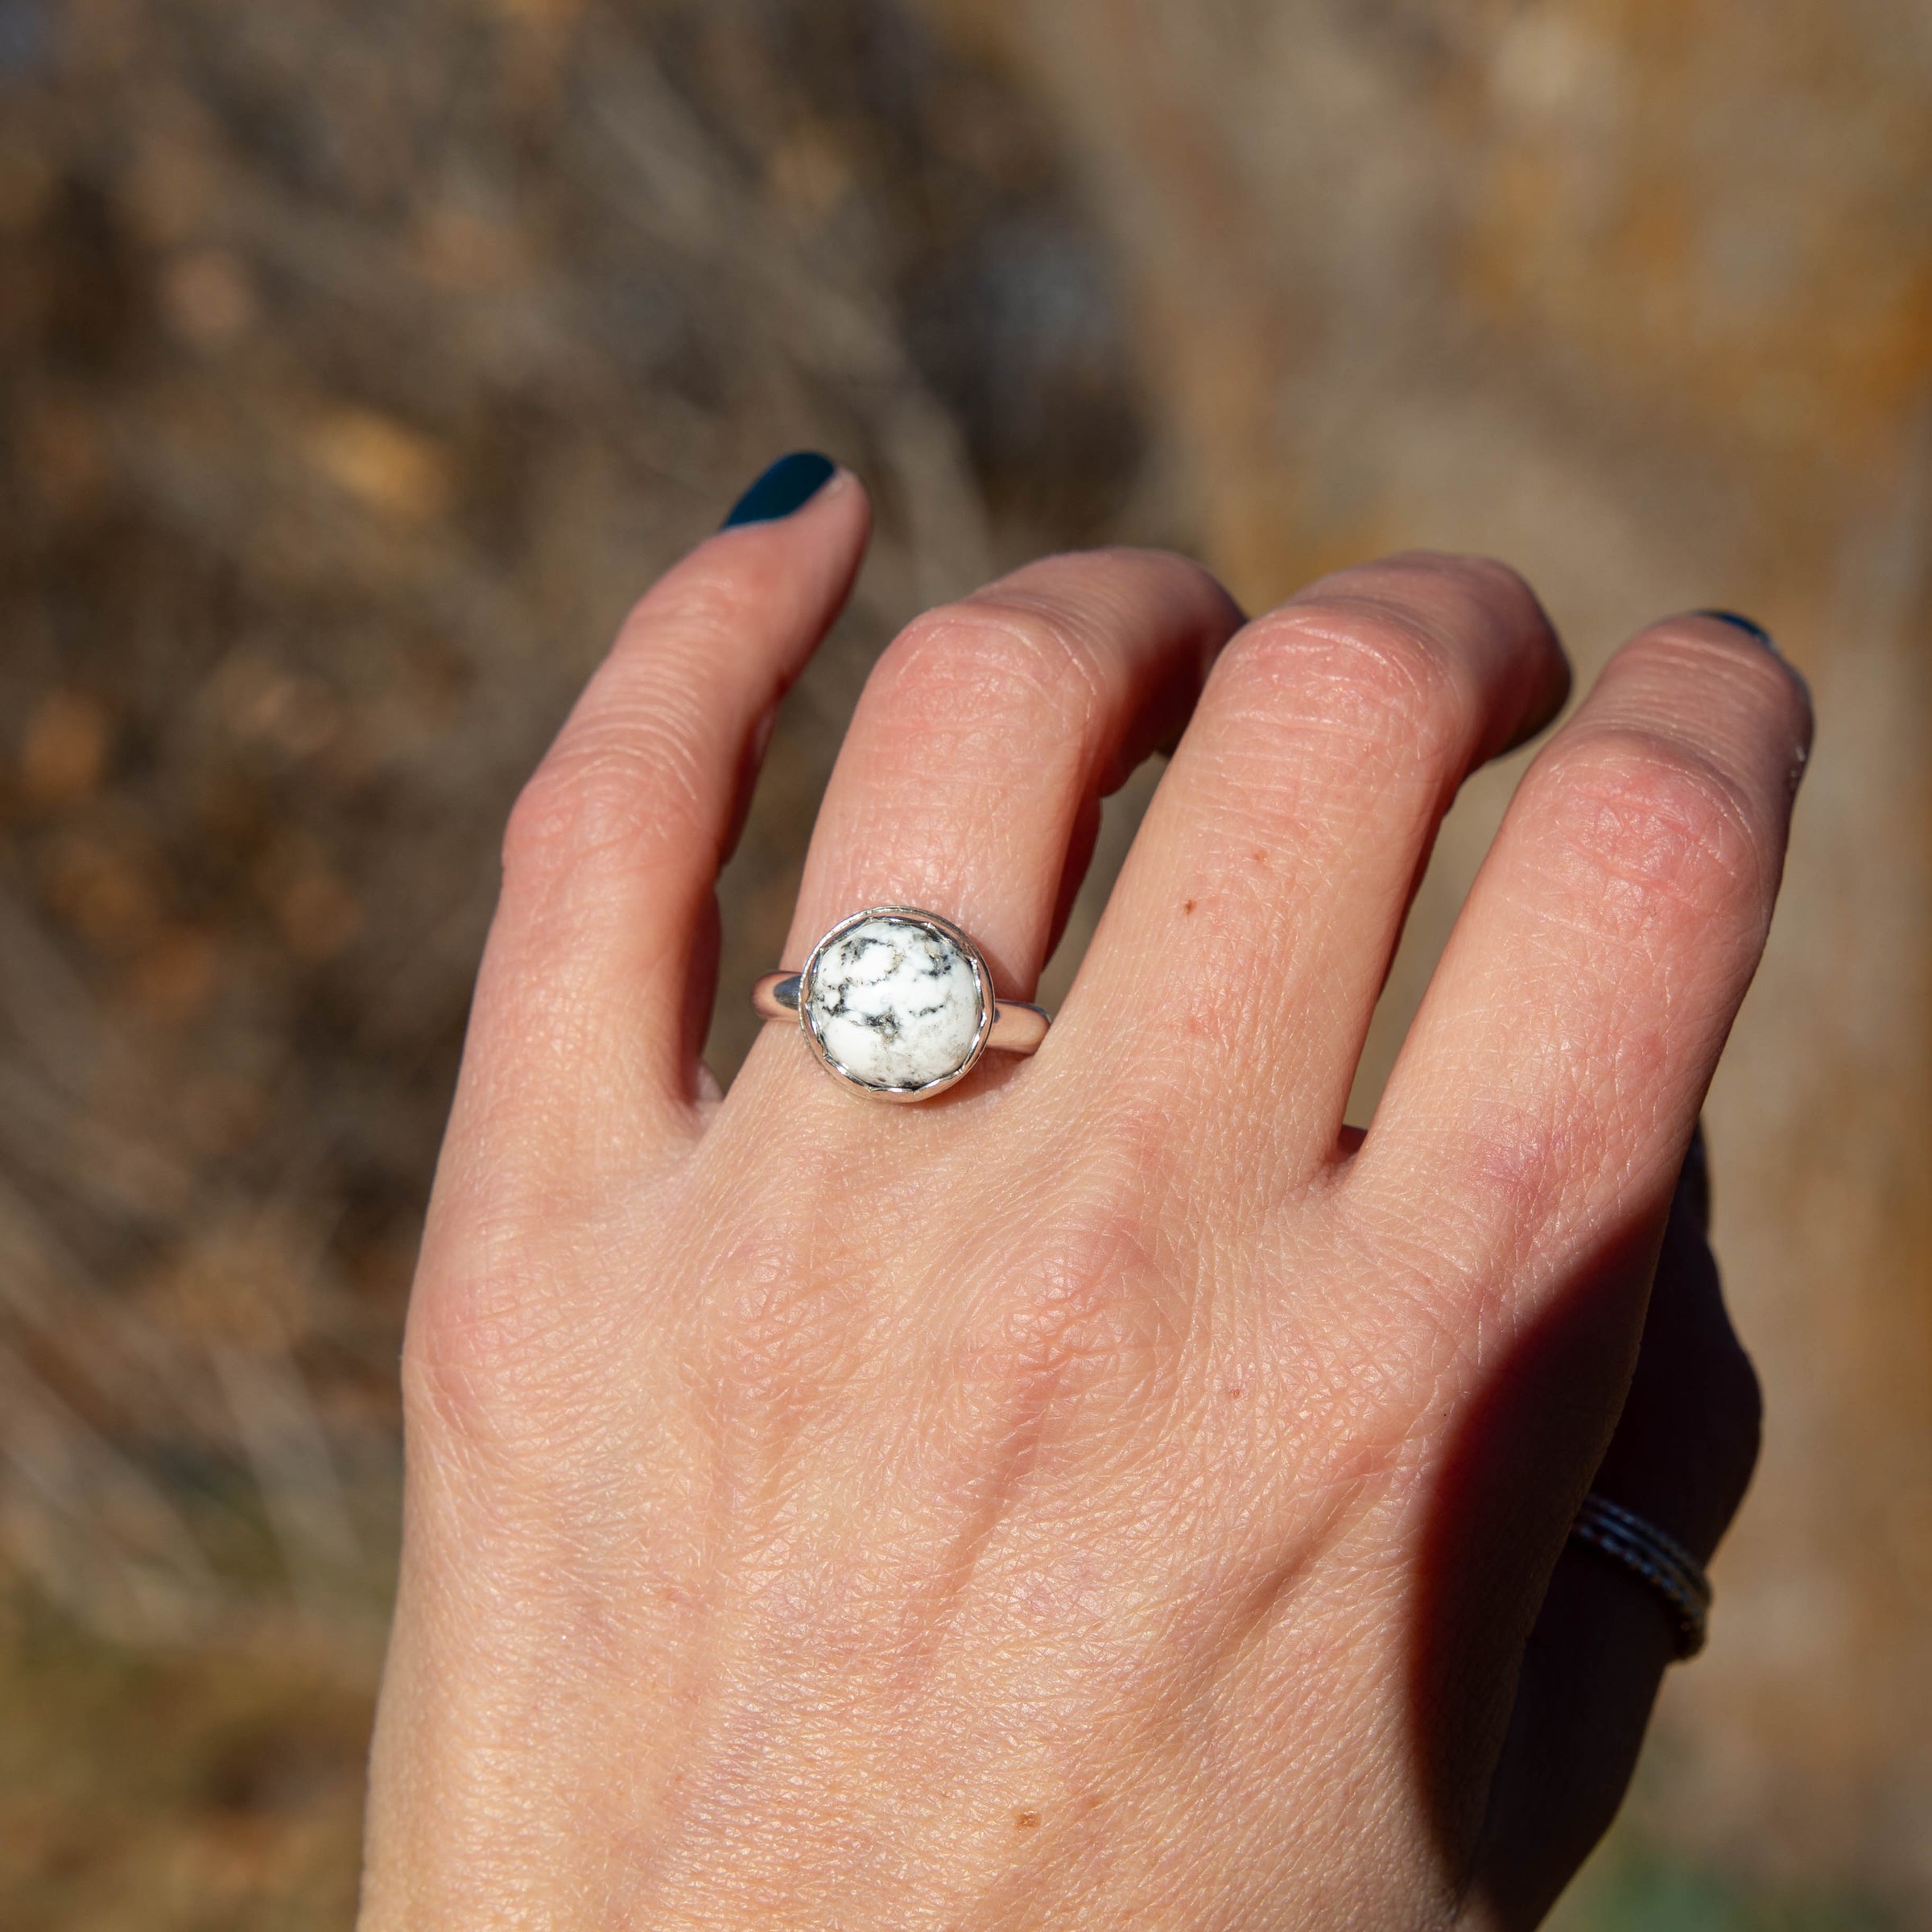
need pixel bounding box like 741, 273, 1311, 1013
1467, 1128, 1761, 1926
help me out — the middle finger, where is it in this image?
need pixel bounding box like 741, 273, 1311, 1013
1070, 552, 1567, 1184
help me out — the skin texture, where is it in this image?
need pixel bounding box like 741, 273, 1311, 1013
359, 471, 1810, 1930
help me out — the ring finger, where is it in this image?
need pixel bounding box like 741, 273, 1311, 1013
770, 547, 1245, 1029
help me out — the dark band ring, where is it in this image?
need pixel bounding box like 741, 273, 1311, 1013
1570, 1490, 1713, 1659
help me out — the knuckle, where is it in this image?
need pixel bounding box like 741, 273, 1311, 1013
499, 762, 582, 881
876, 597, 1101, 734
1427, 548, 1536, 599
501, 574, 756, 894
402, 1201, 634, 1459
402, 1261, 571, 1454
1223, 603, 1463, 761
502, 726, 700, 890
400, 1307, 489, 1447
1534, 728, 1767, 928
1308, 550, 1549, 647
632, 541, 802, 654
950, 1210, 1182, 1434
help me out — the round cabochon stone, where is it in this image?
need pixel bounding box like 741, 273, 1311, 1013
804, 914, 985, 1092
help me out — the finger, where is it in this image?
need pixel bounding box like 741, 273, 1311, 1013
459, 457, 871, 1174
1353, 611, 1811, 1304
782, 548, 1245, 997
1468, 1125, 1761, 1928
1069, 553, 1567, 1179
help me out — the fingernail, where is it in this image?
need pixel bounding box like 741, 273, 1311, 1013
1690, 609, 1779, 654
720, 452, 838, 529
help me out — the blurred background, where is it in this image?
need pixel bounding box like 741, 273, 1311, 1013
1, 0, 1927, 1925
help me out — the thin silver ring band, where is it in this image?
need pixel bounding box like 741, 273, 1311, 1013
1570, 1490, 1713, 1659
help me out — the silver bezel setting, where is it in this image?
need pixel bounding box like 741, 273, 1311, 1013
796, 905, 996, 1101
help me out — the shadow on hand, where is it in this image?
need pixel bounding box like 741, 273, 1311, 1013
1410, 1131, 1761, 1926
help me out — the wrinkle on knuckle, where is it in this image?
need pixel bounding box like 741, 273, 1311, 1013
949, 1210, 1183, 1448
631, 564, 765, 648
1221, 605, 1464, 769
1532, 729, 1766, 935
877, 599, 1103, 741
400, 1319, 497, 1451
401, 1186, 647, 1459
502, 716, 707, 890
402, 1260, 592, 1458
1340, 1141, 1564, 1355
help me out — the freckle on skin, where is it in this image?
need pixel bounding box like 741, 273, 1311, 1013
1251, 848, 1268, 865
1183, 898, 1196, 914
1016, 1811, 1040, 1831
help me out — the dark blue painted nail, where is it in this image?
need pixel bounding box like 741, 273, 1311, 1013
1691, 609, 1778, 654
721, 452, 837, 528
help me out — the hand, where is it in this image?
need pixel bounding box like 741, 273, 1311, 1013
360, 463, 1810, 1929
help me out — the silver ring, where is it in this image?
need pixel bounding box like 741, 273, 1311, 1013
751, 906, 1051, 1101
1570, 1491, 1712, 1659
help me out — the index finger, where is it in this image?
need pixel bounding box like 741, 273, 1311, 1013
1350, 613, 1812, 1301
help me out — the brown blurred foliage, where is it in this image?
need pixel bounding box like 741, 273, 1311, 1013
0, 0, 1927, 1926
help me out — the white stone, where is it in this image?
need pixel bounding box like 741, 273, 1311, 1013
804, 914, 984, 1092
